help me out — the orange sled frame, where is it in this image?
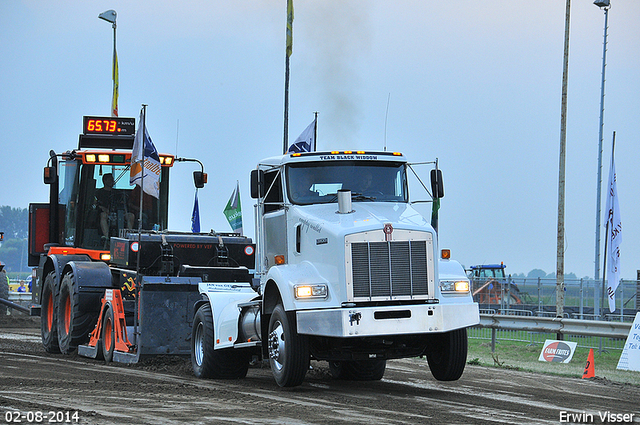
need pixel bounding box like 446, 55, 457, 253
78, 289, 135, 362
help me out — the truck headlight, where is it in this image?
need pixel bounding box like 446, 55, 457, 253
440, 280, 470, 293
294, 284, 328, 299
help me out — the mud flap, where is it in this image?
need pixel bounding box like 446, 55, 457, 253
124, 276, 202, 361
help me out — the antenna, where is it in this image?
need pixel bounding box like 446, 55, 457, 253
384, 93, 390, 151
175, 119, 180, 156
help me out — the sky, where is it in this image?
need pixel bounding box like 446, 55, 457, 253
1, 1, 639, 279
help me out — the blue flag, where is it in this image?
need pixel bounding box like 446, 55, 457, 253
287, 117, 316, 153
191, 190, 200, 233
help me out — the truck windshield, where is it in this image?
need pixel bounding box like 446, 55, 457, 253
286, 162, 407, 205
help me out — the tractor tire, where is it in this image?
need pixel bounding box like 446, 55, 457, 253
40, 271, 60, 353
101, 304, 115, 363
0, 271, 9, 315
56, 271, 98, 354
425, 328, 468, 381
267, 304, 309, 387
191, 303, 250, 379
329, 359, 386, 381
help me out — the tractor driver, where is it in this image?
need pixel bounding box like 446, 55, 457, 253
96, 173, 134, 237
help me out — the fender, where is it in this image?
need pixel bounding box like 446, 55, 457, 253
198, 282, 257, 350
44, 254, 92, 285
437, 258, 476, 307
265, 260, 331, 312
61, 260, 113, 313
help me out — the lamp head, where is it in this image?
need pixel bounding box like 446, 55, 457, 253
594, 0, 610, 8
99, 10, 117, 24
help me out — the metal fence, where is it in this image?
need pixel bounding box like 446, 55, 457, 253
472, 276, 638, 322
470, 313, 633, 352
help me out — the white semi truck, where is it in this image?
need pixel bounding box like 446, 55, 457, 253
191, 150, 479, 387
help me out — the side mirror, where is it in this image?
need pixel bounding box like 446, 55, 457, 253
44, 166, 57, 185
193, 171, 207, 189
250, 169, 264, 199
430, 169, 444, 199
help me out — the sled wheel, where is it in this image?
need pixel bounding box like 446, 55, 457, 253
101, 305, 115, 363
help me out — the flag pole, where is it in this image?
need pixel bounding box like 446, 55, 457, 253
313, 111, 318, 150
283, 0, 293, 154
138, 105, 147, 233
283, 56, 290, 154
601, 131, 617, 318
601, 215, 609, 320
133, 103, 147, 350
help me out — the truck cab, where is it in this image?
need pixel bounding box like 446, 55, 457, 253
192, 150, 478, 387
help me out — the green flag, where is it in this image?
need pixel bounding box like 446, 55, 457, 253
431, 198, 440, 233
224, 181, 243, 234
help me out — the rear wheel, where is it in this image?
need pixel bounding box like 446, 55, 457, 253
191, 303, 250, 379
101, 305, 115, 363
40, 272, 60, 353
268, 304, 309, 387
425, 328, 468, 381
329, 359, 386, 381
57, 271, 97, 354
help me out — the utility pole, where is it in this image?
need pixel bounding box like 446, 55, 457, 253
556, 0, 571, 327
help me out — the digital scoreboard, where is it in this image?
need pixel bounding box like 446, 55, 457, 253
79, 116, 136, 150
82, 116, 135, 136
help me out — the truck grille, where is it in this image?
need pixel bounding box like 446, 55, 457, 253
351, 240, 428, 299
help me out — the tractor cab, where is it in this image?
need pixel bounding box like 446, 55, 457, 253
55, 150, 172, 250
28, 116, 176, 265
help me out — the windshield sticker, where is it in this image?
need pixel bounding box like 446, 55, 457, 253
319, 154, 378, 160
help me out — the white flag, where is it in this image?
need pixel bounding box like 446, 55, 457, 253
287, 118, 316, 153
130, 110, 161, 198
604, 146, 622, 313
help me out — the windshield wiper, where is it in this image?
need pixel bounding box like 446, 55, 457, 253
351, 192, 377, 201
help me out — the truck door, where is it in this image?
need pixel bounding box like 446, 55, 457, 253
261, 169, 286, 269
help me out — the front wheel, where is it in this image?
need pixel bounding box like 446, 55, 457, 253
191, 303, 250, 379
268, 304, 309, 387
425, 328, 468, 381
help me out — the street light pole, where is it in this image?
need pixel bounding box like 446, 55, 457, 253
99, 10, 118, 117
593, 0, 610, 318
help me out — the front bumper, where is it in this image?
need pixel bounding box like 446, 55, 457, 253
296, 302, 479, 337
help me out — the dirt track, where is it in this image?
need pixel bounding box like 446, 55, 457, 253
1, 316, 639, 425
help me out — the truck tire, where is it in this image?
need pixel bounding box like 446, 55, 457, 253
57, 271, 97, 354
329, 359, 386, 381
191, 303, 250, 379
41, 272, 60, 353
102, 305, 115, 363
425, 328, 468, 381
267, 304, 309, 387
